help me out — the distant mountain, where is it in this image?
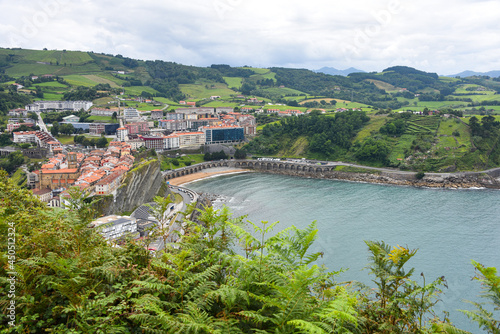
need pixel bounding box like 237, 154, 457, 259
314, 67, 365, 76
448, 70, 500, 78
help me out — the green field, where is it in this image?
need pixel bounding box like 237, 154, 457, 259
63, 74, 122, 88
223, 77, 242, 89
34, 81, 69, 88
251, 71, 277, 82
56, 135, 76, 145
354, 116, 387, 142
40, 93, 65, 100
179, 82, 235, 99
124, 86, 160, 96
154, 97, 179, 105
261, 104, 309, 112
405, 116, 441, 135
202, 101, 240, 108
87, 115, 114, 122
240, 67, 269, 74
23, 50, 93, 65
388, 134, 416, 164
259, 87, 307, 97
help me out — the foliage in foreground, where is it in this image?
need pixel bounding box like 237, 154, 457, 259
0, 171, 498, 333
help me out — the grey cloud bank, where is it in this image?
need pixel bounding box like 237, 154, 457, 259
1, 0, 500, 74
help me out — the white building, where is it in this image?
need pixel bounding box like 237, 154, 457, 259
174, 131, 205, 149
25, 101, 93, 112
123, 108, 141, 121
116, 127, 129, 142
91, 215, 139, 240
164, 134, 180, 150
13, 131, 37, 143
91, 108, 119, 116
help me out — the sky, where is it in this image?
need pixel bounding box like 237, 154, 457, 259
2, 0, 500, 75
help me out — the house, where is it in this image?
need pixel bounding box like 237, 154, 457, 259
186, 101, 196, 107
179, 101, 186, 105
32, 188, 52, 202
95, 170, 126, 195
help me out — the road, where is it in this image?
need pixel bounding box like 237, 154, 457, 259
35, 111, 48, 132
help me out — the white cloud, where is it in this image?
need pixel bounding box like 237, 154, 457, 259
1, 0, 499, 74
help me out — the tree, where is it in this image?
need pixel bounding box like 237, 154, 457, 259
50, 122, 59, 137
461, 261, 500, 333
146, 195, 179, 254
96, 136, 108, 148
234, 148, 247, 159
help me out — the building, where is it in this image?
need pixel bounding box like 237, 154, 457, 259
159, 119, 188, 131
13, 131, 37, 143
188, 119, 209, 131
91, 215, 139, 240
7, 122, 35, 132
150, 109, 164, 120
90, 108, 119, 116
128, 139, 145, 150
164, 134, 180, 150
125, 122, 149, 135
89, 123, 120, 135
32, 188, 52, 202
138, 135, 165, 150
123, 108, 140, 121
165, 113, 184, 120
95, 171, 126, 195
62, 115, 80, 123
60, 122, 90, 132
202, 125, 245, 144
25, 100, 93, 112
116, 127, 128, 141
174, 131, 205, 149
216, 107, 234, 114
39, 168, 81, 189
175, 107, 215, 118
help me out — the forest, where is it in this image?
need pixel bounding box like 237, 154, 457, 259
245, 111, 371, 160
0, 171, 499, 333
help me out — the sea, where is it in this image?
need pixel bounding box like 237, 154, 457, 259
187, 172, 500, 333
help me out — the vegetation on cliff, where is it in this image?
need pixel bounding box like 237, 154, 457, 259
1, 171, 499, 333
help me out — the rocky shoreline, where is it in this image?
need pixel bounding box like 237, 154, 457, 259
258, 170, 500, 190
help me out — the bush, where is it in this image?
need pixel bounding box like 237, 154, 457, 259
415, 171, 425, 179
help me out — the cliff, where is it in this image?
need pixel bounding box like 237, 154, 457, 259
96, 159, 171, 216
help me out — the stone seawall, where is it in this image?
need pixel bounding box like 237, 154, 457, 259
165, 160, 500, 190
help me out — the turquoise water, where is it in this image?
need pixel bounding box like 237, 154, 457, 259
187, 172, 500, 332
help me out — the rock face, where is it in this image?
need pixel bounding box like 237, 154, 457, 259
97, 159, 171, 216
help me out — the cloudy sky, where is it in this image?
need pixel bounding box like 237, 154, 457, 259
2, 0, 500, 75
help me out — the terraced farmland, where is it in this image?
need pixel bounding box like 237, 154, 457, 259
405, 116, 441, 135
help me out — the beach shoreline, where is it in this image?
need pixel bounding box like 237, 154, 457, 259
167, 167, 250, 186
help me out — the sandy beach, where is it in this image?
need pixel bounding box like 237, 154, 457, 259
167, 167, 250, 186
